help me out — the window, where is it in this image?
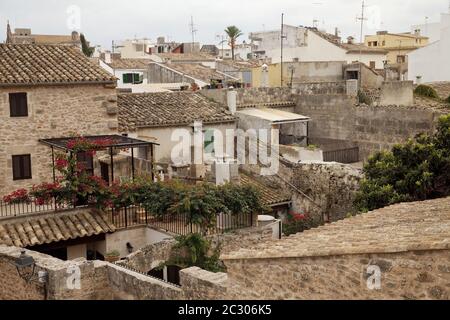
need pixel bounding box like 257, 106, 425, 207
204, 130, 215, 154
76, 152, 94, 176
397, 55, 406, 63
12, 154, 32, 180
370, 61, 376, 69
9, 92, 28, 117
122, 73, 143, 84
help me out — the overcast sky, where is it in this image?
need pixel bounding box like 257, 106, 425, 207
0, 0, 448, 49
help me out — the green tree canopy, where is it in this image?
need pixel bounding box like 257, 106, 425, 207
354, 114, 450, 212
224, 26, 243, 60
80, 33, 95, 57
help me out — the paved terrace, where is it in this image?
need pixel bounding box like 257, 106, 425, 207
222, 197, 450, 260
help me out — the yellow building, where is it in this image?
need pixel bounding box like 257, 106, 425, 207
364, 31, 429, 64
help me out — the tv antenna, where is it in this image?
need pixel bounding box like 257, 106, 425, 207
189, 16, 198, 44
356, 0, 367, 86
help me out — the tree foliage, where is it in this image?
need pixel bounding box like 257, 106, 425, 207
162, 233, 225, 273
354, 114, 450, 212
414, 84, 439, 99
224, 26, 243, 60
80, 33, 95, 57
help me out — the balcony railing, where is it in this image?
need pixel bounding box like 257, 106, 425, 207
0, 199, 254, 236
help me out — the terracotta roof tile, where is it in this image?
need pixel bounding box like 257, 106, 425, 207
118, 91, 236, 131
0, 209, 116, 247
0, 44, 117, 86
165, 63, 227, 83
222, 197, 450, 260
240, 173, 291, 207
108, 58, 152, 70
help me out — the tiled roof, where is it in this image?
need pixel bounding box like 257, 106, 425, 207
108, 58, 152, 70
118, 91, 236, 131
240, 173, 291, 207
0, 44, 117, 86
427, 82, 450, 100
0, 209, 116, 247
165, 63, 226, 83
237, 101, 296, 110
309, 28, 388, 54
216, 59, 263, 70
223, 197, 450, 260
156, 53, 216, 62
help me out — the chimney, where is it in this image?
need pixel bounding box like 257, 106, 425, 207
71, 31, 80, 41
227, 87, 237, 115
104, 52, 111, 64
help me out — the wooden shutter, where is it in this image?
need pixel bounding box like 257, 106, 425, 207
9, 93, 28, 117
12, 155, 32, 180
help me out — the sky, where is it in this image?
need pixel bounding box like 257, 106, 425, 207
0, 0, 448, 49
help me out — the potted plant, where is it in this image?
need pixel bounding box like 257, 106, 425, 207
104, 250, 121, 263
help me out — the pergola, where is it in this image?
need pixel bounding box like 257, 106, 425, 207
39, 135, 159, 183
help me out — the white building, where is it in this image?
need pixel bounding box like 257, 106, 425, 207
115, 38, 154, 59
408, 12, 450, 83
249, 25, 387, 69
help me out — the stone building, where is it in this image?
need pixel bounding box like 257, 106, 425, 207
6, 22, 82, 48
118, 91, 236, 167
0, 43, 119, 196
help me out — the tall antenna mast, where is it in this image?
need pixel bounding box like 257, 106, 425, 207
189, 16, 198, 44
281, 13, 287, 87
356, 0, 367, 88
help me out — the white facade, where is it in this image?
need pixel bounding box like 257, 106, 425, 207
411, 22, 442, 43
250, 25, 386, 69
116, 39, 155, 59
408, 13, 450, 83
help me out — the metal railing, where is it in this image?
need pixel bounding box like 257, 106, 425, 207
109, 204, 254, 235
0, 199, 254, 236
0, 199, 75, 218
323, 147, 360, 164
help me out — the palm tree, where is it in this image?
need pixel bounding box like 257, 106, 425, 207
224, 26, 243, 60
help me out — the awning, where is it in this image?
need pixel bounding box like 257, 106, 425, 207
39, 134, 159, 151
236, 108, 310, 125
0, 209, 116, 248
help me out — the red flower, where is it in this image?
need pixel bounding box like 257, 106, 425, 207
291, 213, 307, 221
55, 158, 69, 169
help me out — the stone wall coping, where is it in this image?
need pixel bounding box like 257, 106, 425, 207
222, 197, 450, 261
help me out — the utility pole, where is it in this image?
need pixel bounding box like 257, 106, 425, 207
281, 13, 286, 87
356, 0, 367, 89
189, 16, 198, 45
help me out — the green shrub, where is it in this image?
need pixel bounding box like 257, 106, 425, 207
354, 114, 450, 212
414, 85, 439, 99
445, 95, 450, 104
357, 90, 372, 105
163, 233, 225, 273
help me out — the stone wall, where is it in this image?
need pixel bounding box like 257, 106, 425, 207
223, 250, 450, 300
292, 81, 346, 95
0, 245, 114, 300
295, 94, 446, 160
200, 87, 294, 106
0, 251, 45, 300
279, 159, 362, 221
0, 84, 118, 196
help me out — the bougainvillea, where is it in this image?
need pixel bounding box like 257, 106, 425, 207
2, 189, 30, 204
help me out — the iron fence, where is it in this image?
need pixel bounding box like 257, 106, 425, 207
0, 199, 254, 236
0, 199, 75, 218
323, 147, 360, 164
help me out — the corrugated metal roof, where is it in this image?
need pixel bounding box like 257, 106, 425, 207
236, 108, 310, 123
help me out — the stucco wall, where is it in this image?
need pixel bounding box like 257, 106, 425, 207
137, 123, 236, 163
0, 84, 118, 196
